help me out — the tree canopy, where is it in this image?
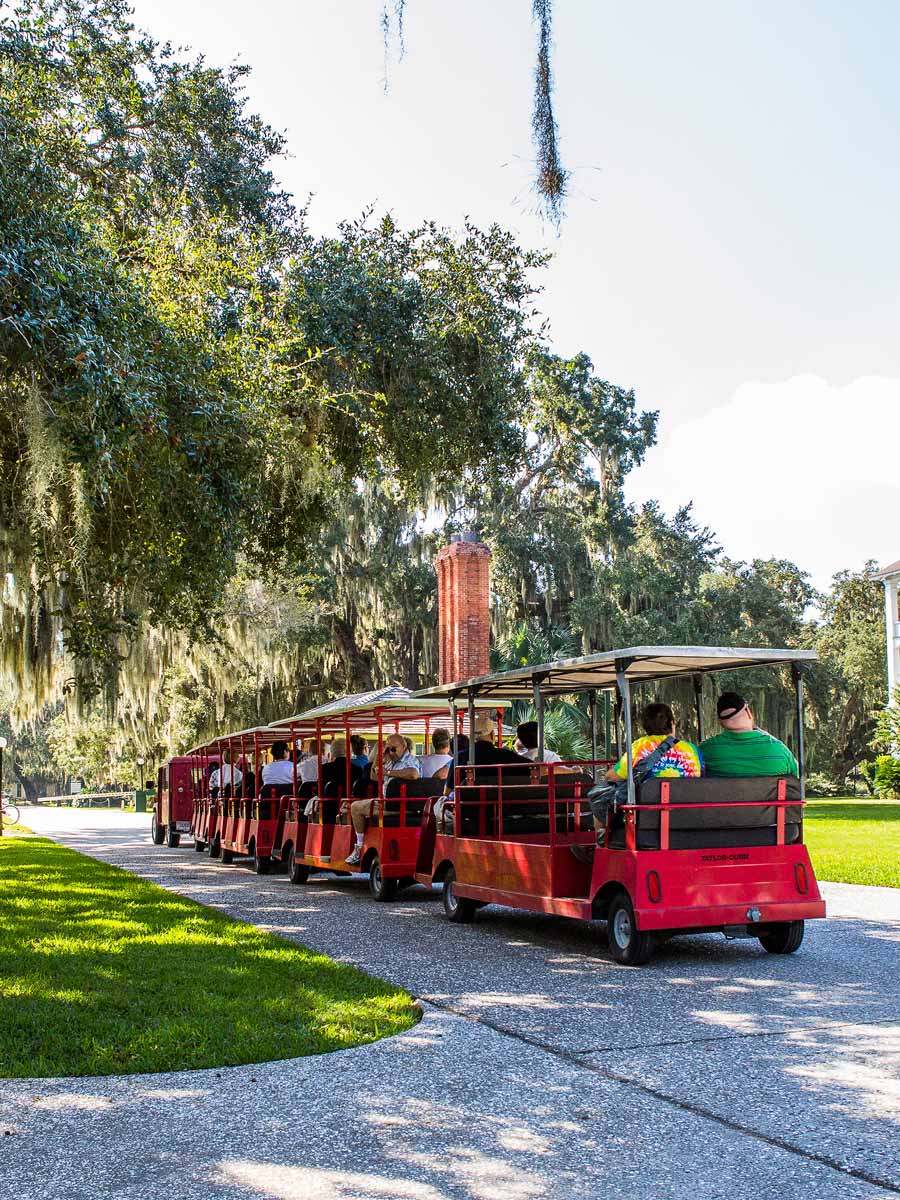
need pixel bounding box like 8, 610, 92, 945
0, 2, 888, 796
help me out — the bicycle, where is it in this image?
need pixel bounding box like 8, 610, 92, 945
1, 798, 20, 826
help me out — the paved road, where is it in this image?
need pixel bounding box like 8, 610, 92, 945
2, 807, 899, 1200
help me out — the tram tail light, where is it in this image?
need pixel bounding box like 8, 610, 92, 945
794, 862, 809, 894
646, 870, 662, 903
388, 838, 400, 862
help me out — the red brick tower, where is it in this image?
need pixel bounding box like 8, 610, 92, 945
436, 535, 492, 685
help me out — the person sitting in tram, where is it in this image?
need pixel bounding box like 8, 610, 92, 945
208, 749, 242, 796
346, 734, 420, 865
297, 739, 320, 790
322, 737, 357, 794
261, 740, 296, 788
471, 714, 532, 777
435, 733, 469, 831
700, 692, 798, 777
350, 735, 369, 770
516, 721, 562, 764
419, 727, 453, 780
589, 702, 702, 845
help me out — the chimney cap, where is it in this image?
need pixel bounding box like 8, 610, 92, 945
451, 530, 479, 544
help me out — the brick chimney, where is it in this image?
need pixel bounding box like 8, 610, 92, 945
436, 534, 492, 685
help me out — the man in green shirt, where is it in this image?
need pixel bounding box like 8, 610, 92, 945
700, 691, 799, 777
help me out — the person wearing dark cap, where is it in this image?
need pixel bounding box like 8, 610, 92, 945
700, 692, 798, 777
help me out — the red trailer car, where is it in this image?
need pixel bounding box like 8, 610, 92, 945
413, 646, 825, 965
189, 747, 220, 855
151, 756, 197, 848
273, 687, 505, 900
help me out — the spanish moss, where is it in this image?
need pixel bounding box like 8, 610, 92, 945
532, 0, 568, 225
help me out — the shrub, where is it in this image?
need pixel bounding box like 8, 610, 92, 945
872, 755, 900, 799
805, 771, 842, 798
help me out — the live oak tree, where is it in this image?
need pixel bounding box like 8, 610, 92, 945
0, 1, 547, 713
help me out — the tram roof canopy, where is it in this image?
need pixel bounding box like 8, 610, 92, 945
186, 725, 287, 754
413, 645, 819, 701
272, 685, 504, 736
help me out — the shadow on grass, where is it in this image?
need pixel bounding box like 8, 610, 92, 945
0, 838, 418, 1079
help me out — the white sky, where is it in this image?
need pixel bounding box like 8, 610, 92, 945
130, 0, 900, 591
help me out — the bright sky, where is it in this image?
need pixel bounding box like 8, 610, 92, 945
130, 0, 900, 591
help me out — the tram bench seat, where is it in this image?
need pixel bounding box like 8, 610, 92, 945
608, 776, 802, 850
382, 776, 445, 827
455, 780, 596, 837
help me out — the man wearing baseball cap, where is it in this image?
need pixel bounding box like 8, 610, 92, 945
699, 692, 798, 778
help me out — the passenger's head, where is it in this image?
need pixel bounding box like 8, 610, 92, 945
641, 703, 675, 737
474, 714, 495, 742
350, 734, 367, 758
451, 734, 469, 759
302, 738, 317, 756
431, 727, 450, 753
516, 721, 539, 751
405, 736, 413, 753
385, 733, 407, 758
716, 691, 753, 732
271, 740, 288, 761
222, 748, 232, 764
331, 737, 346, 759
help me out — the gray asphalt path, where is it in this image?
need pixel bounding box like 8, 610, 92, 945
2, 806, 898, 1200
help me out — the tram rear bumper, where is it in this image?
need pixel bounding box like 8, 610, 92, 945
636, 898, 825, 932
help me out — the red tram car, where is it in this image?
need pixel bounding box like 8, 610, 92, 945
271, 688, 503, 899
413, 646, 825, 964
150, 756, 196, 848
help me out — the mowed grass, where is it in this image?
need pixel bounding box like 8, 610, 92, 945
804, 800, 900, 889
0, 838, 418, 1078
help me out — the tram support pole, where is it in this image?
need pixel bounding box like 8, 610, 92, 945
615, 659, 636, 808
533, 674, 547, 762
466, 690, 476, 765
588, 690, 598, 777
792, 663, 806, 801
693, 674, 705, 743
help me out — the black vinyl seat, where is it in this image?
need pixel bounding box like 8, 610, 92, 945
607, 776, 802, 850
454, 779, 595, 837
382, 776, 445, 827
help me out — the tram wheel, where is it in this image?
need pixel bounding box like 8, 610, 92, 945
759, 920, 804, 955
165, 827, 181, 849
607, 892, 655, 966
368, 856, 398, 902
287, 845, 310, 885
194, 838, 205, 852
208, 835, 221, 860
150, 814, 165, 845
250, 843, 270, 875
221, 847, 234, 865
442, 867, 477, 924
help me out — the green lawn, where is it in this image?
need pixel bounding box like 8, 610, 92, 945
0, 837, 418, 1078
804, 800, 900, 888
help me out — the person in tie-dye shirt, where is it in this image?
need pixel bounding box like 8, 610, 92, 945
608, 702, 704, 781
585, 703, 703, 849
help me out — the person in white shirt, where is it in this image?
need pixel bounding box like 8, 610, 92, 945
261, 740, 296, 787
346, 733, 420, 865
419, 728, 453, 780
209, 749, 243, 793
516, 721, 562, 763
298, 739, 320, 786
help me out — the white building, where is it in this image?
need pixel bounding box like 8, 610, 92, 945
876, 559, 900, 702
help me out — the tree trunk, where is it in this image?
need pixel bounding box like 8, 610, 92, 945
12, 758, 39, 803
332, 617, 375, 693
